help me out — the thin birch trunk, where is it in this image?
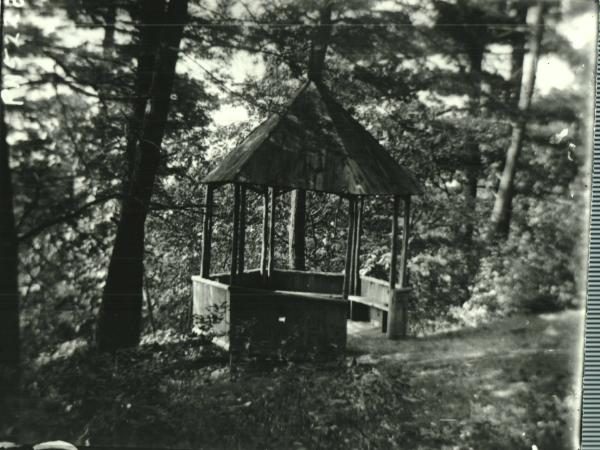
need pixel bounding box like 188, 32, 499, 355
489, 3, 545, 239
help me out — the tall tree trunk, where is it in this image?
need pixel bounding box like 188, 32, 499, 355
96, 0, 188, 352
97, 0, 118, 196
0, 0, 19, 366
102, 1, 116, 58
456, 43, 485, 300
307, 3, 333, 83
489, 3, 545, 239
0, 0, 20, 438
463, 48, 483, 247
288, 3, 333, 269
491, 3, 526, 234
507, 5, 528, 108
123, 0, 166, 187
288, 189, 306, 270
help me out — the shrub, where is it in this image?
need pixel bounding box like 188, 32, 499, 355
455, 198, 580, 326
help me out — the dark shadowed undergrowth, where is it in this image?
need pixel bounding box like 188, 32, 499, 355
18, 310, 581, 449
19, 340, 418, 449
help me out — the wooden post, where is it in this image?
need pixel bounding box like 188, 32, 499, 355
399, 196, 411, 287
386, 195, 401, 339
288, 189, 306, 270
353, 198, 363, 295
237, 185, 246, 276
348, 211, 355, 295
230, 184, 240, 284
200, 184, 213, 278
386, 196, 411, 339
260, 188, 269, 277
268, 187, 275, 278
388, 195, 400, 289
342, 197, 355, 299
387, 289, 407, 339
348, 200, 357, 295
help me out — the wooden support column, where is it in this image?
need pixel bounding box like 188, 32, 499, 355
267, 187, 276, 278
388, 195, 400, 289
342, 196, 356, 300
237, 185, 246, 275
386, 195, 401, 339
388, 195, 411, 339
200, 185, 214, 278
399, 196, 411, 287
230, 184, 240, 284
353, 198, 363, 295
348, 200, 357, 295
288, 189, 306, 270
260, 188, 269, 277
387, 289, 406, 339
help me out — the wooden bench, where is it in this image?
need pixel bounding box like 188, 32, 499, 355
348, 276, 411, 335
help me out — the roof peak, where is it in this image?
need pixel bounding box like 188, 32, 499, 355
202, 82, 420, 197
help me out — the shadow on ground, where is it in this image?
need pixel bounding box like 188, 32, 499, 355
15, 310, 583, 449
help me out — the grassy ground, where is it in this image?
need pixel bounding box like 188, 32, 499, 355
17, 310, 583, 449
348, 309, 583, 450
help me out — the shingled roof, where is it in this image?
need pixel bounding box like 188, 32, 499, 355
202, 80, 420, 196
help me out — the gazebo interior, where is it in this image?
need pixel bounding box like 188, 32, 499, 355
192, 80, 420, 360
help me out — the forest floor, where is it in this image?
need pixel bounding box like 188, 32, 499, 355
18, 309, 583, 450
348, 309, 583, 450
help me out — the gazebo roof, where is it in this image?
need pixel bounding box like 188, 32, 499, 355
202, 80, 420, 196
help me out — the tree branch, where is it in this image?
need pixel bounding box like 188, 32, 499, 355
17, 193, 119, 243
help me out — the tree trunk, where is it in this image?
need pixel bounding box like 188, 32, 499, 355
287, 4, 333, 271
342, 197, 356, 299
0, 0, 20, 438
268, 187, 275, 277
288, 189, 306, 270
507, 5, 528, 108
0, 0, 19, 365
102, 1, 117, 58
307, 3, 333, 82
489, 3, 545, 239
123, 0, 166, 187
463, 48, 483, 247
260, 189, 268, 277
96, 0, 188, 352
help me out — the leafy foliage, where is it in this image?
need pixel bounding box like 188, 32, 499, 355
459, 197, 581, 325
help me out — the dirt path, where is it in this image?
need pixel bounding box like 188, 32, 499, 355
348, 309, 583, 364
347, 310, 584, 450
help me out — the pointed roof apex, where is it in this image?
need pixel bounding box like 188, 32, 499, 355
202, 80, 420, 196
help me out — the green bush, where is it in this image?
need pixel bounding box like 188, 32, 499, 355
408, 247, 472, 327
454, 198, 580, 326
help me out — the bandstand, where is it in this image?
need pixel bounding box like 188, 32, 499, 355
192, 79, 420, 360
